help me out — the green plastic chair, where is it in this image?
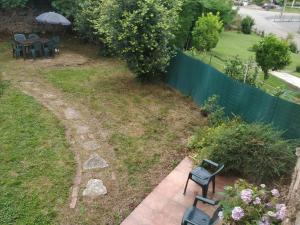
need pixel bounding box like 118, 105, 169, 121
30, 41, 43, 59
14, 34, 26, 42
183, 159, 224, 198
11, 41, 22, 59
181, 196, 221, 225
51, 36, 60, 54
43, 40, 55, 57
28, 33, 40, 40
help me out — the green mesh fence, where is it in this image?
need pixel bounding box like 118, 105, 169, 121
166, 51, 300, 139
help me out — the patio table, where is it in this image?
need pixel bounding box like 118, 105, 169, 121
16, 38, 49, 59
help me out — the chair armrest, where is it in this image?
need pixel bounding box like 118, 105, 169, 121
202, 159, 218, 167
194, 196, 219, 206
184, 219, 200, 225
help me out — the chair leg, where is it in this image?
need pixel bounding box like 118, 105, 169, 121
202, 186, 208, 198
183, 174, 190, 195
212, 177, 216, 193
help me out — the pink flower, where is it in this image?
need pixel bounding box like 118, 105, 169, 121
241, 189, 253, 203
253, 197, 261, 205
232, 207, 245, 221
271, 189, 280, 198
259, 216, 270, 225
218, 211, 223, 220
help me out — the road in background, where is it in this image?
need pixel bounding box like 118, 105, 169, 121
239, 6, 300, 50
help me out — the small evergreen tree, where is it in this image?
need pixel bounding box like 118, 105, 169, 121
254, 35, 291, 80
241, 16, 255, 34
192, 12, 223, 52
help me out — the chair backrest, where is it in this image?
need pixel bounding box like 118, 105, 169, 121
209, 206, 222, 225
51, 36, 60, 48
201, 159, 224, 177
14, 34, 26, 42
32, 41, 42, 52
28, 33, 40, 40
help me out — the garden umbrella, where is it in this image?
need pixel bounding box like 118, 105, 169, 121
36, 12, 71, 26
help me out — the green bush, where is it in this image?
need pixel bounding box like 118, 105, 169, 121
91, 0, 181, 80
241, 16, 254, 34
174, 0, 203, 49
201, 95, 226, 126
225, 55, 259, 86
254, 0, 265, 5
0, 0, 28, 8
188, 119, 298, 184
192, 12, 223, 51
253, 35, 291, 80
296, 65, 300, 73
289, 41, 298, 54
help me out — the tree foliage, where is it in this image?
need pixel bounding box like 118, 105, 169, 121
0, 0, 28, 8
175, 0, 235, 50
254, 35, 291, 80
91, 0, 181, 80
225, 55, 259, 86
241, 16, 255, 34
192, 12, 223, 51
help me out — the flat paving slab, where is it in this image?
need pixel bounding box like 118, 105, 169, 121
121, 157, 236, 225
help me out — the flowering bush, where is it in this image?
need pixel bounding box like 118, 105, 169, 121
219, 180, 287, 225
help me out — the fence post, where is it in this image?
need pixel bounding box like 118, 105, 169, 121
284, 148, 300, 225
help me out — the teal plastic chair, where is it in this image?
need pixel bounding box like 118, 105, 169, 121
184, 159, 224, 198
51, 36, 60, 54
14, 33, 26, 42
44, 40, 55, 57
30, 41, 43, 59
28, 33, 40, 40
182, 196, 221, 225
11, 41, 22, 59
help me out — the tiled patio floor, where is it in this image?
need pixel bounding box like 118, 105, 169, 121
121, 157, 236, 225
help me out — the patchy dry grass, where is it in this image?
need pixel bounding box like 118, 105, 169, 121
0, 38, 206, 224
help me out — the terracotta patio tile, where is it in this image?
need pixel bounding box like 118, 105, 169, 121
120, 157, 236, 225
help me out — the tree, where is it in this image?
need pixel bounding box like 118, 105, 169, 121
0, 0, 28, 8
254, 35, 291, 80
91, 0, 181, 80
192, 12, 223, 51
225, 55, 259, 86
241, 16, 255, 34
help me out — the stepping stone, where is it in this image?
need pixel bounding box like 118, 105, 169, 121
43, 93, 56, 99
53, 100, 64, 106
76, 125, 89, 134
83, 153, 108, 170
64, 107, 80, 120
82, 140, 100, 151
82, 179, 107, 197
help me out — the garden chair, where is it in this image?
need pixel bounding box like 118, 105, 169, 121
43, 40, 55, 57
182, 196, 221, 225
30, 41, 43, 59
28, 33, 40, 40
51, 36, 60, 54
183, 159, 224, 198
11, 41, 22, 59
14, 33, 26, 43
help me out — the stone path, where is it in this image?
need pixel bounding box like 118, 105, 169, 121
9, 77, 114, 209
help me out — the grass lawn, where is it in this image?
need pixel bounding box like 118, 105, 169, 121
0, 39, 205, 224
0, 85, 74, 225
189, 31, 300, 103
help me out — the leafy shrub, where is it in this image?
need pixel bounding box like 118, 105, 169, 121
0, 0, 28, 8
201, 95, 226, 126
241, 16, 255, 34
188, 119, 297, 184
289, 41, 298, 54
220, 180, 287, 224
174, 0, 203, 49
254, 0, 265, 5
192, 12, 223, 51
253, 35, 291, 80
225, 55, 259, 86
296, 65, 300, 73
92, 0, 181, 80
